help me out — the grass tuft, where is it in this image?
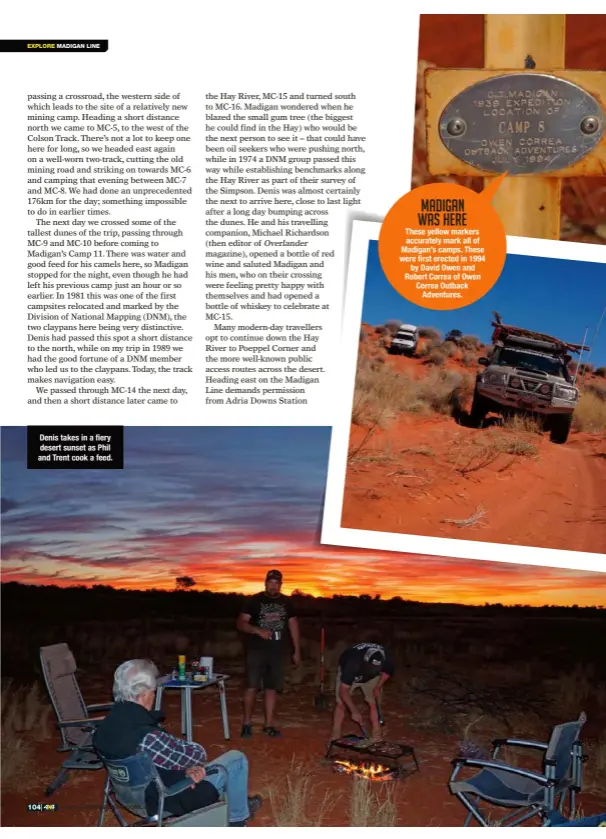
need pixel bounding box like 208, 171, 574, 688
268, 760, 338, 826
349, 776, 398, 827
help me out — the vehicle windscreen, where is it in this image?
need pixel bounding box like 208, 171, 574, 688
493, 348, 567, 378
396, 331, 415, 339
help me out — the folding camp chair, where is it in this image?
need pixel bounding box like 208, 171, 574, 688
97, 751, 229, 827
449, 711, 587, 827
40, 643, 114, 796
543, 809, 606, 827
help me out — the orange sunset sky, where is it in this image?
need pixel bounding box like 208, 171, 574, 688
2, 427, 605, 606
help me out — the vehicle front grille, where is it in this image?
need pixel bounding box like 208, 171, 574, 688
507, 377, 553, 400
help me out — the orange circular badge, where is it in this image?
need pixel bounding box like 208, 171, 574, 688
378, 179, 507, 311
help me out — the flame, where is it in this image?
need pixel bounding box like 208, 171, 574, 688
333, 759, 394, 781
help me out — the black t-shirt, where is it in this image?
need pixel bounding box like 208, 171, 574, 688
241, 591, 293, 649
338, 643, 395, 685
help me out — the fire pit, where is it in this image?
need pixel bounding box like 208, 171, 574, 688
325, 735, 419, 779
332, 758, 399, 781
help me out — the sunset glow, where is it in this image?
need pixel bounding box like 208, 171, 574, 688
2, 427, 605, 607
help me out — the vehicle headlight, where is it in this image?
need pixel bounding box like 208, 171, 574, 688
539, 384, 551, 394
510, 377, 522, 388
554, 386, 577, 400
486, 372, 507, 384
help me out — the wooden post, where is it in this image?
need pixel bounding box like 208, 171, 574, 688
484, 15, 566, 239
424, 16, 606, 241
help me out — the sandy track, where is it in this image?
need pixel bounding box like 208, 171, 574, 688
342, 417, 606, 555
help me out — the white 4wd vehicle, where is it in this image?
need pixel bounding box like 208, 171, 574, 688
469, 314, 589, 444
389, 324, 419, 355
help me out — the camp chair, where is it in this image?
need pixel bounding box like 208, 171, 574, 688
449, 712, 587, 827
543, 809, 606, 827
97, 751, 229, 827
40, 643, 114, 796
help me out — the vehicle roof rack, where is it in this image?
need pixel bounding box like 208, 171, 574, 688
491, 312, 590, 356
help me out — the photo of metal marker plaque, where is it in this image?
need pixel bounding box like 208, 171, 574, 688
438, 73, 604, 175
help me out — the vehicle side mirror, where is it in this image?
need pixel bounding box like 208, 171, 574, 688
478, 357, 489, 366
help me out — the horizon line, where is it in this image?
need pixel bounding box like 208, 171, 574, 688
2, 580, 604, 610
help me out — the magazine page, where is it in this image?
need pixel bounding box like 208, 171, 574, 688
0, 1, 415, 428
2, 4, 606, 835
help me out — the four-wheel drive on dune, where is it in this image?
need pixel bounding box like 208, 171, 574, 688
469, 313, 590, 444
389, 324, 419, 355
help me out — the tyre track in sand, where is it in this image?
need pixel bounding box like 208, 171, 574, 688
343, 419, 606, 556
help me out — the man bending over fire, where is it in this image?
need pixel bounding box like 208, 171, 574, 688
331, 643, 395, 741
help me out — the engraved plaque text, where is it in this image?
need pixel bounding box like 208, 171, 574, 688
439, 73, 604, 175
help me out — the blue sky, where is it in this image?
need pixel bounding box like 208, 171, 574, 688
362, 243, 606, 366
1, 427, 330, 590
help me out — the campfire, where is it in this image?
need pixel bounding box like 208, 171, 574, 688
332, 758, 398, 781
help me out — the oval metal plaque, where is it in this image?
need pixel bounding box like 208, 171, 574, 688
438, 73, 604, 175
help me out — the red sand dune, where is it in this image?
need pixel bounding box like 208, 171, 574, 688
346, 330, 606, 554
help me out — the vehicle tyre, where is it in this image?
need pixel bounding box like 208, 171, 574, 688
549, 413, 573, 444
469, 390, 490, 428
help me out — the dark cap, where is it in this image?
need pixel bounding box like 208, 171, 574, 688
265, 569, 283, 583
364, 646, 385, 671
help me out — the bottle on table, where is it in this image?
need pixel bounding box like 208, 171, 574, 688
178, 654, 186, 682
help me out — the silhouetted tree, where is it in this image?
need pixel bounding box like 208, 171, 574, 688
175, 576, 196, 590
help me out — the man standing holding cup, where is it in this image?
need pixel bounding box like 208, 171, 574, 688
237, 570, 301, 738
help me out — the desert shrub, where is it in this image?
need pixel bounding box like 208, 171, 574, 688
416, 337, 442, 357
349, 777, 397, 827
383, 319, 403, 335
498, 435, 539, 457
596, 366, 606, 378
413, 369, 474, 415
268, 760, 337, 826
461, 351, 477, 367
578, 362, 595, 375
418, 326, 441, 341
351, 357, 474, 429
551, 664, 595, 718
584, 380, 606, 401
351, 356, 410, 427
1, 680, 52, 737
424, 348, 447, 366
0, 681, 52, 789
590, 734, 606, 785
374, 325, 389, 336
460, 334, 481, 348
573, 391, 606, 433
441, 340, 458, 358
0, 728, 34, 789
503, 415, 543, 435
450, 429, 538, 474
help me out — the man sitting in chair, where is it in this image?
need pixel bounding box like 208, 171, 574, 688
93, 659, 262, 827
331, 643, 395, 742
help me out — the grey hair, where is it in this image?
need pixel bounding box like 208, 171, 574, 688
113, 659, 159, 702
